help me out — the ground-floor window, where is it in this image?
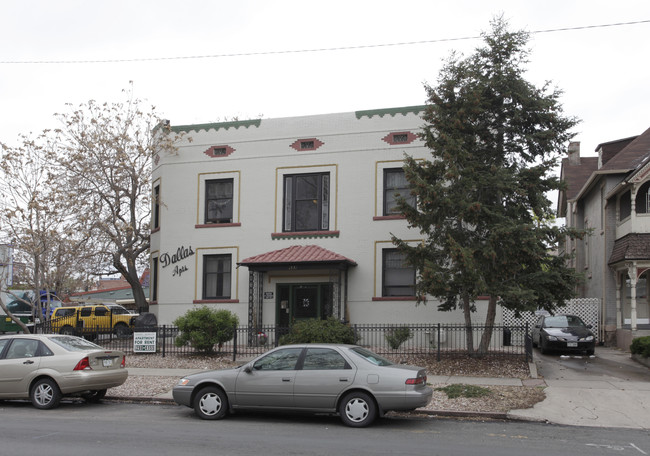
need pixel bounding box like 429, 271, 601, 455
382, 249, 415, 297
203, 254, 232, 299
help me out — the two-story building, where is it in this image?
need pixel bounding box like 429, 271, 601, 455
558, 128, 650, 349
150, 106, 495, 329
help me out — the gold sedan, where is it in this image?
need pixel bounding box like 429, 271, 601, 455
0, 334, 128, 409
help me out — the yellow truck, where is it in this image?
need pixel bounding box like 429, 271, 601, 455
50, 304, 137, 338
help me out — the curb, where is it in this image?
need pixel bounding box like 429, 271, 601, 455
106, 396, 176, 404
107, 396, 536, 423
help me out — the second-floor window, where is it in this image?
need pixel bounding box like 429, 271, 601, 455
283, 173, 330, 232
384, 169, 415, 216
619, 190, 632, 221
635, 181, 650, 214
153, 184, 160, 229
205, 179, 233, 223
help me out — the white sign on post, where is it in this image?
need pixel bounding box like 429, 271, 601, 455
133, 332, 157, 353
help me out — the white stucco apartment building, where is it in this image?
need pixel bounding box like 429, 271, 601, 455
150, 106, 494, 328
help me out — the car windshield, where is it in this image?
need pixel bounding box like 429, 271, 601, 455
108, 305, 132, 315
349, 347, 393, 366
48, 335, 103, 351
544, 315, 585, 328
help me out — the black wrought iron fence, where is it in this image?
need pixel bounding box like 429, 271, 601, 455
34, 321, 532, 362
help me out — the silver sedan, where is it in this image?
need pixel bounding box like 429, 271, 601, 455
0, 334, 128, 409
173, 344, 432, 427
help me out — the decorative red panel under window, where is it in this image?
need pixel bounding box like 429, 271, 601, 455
203, 145, 235, 158
382, 131, 417, 145
290, 138, 324, 151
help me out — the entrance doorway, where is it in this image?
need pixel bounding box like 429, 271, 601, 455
276, 283, 332, 326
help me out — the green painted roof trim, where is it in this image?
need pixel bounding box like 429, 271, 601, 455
171, 118, 262, 133
355, 105, 427, 119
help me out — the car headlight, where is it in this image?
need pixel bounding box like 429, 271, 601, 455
178, 378, 190, 386
547, 335, 558, 341
582, 336, 594, 342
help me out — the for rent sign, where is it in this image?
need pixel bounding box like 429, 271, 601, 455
134, 332, 157, 353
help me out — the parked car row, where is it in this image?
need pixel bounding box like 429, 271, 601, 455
0, 335, 432, 427
0, 315, 595, 427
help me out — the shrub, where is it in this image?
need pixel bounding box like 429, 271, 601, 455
279, 317, 357, 345
630, 336, 650, 358
385, 326, 412, 350
173, 307, 239, 353
435, 384, 491, 399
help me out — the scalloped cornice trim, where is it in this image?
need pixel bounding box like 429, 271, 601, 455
355, 105, 426, 119
171, 119, 262, 133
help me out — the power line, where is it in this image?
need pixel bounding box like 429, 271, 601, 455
2, 19, 649, 65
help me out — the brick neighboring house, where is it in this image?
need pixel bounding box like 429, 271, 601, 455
558, 128, 650, 349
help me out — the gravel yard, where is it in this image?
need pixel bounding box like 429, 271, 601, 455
108, 353, 546, 414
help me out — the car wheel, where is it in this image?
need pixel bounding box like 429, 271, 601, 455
539, 338, 548, 355
82, 389, 107, 403
30, 378, 62, 410
339, 391, 377, 428
193, 386, 228, 420
60, 325, 75, 336
114, 323, 132, 338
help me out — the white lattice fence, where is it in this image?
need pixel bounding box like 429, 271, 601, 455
502, 298, 601, 345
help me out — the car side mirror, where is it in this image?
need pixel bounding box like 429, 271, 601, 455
244, 364, 253, 374
534, 324, 541, 329
586, 324, 593, 329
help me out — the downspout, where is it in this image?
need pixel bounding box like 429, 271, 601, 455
602, 196, 607, 344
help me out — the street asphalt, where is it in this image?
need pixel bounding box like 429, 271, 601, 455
111, 347, 650, 430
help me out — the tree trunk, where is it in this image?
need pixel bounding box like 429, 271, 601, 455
131, 282, 148, 313
462, 294, 475, 354
478, 295, 498, 355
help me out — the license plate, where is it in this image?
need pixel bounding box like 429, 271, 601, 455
102, 358, 113, 367
567, 342, 578, 348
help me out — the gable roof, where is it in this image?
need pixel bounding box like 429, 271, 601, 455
599, 127, 650, 173
560, 156, 600, 202
559, 127, 650, 215
596, 136, 637, 167
239, 245, 357, 267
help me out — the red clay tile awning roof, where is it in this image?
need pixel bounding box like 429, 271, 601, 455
239, 245, 357, 267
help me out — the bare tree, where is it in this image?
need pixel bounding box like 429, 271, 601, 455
0, 134, 90, 331
51, 85, 180, 312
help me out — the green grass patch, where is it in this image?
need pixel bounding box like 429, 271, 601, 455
435, 384, 491, 399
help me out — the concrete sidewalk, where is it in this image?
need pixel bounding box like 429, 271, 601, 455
113, 348, 650, 430
509, 347, 650, 430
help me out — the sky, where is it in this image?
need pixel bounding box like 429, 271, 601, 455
1, 0, 649, 167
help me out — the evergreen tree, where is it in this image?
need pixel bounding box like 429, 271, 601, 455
393, 17, 585, 355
